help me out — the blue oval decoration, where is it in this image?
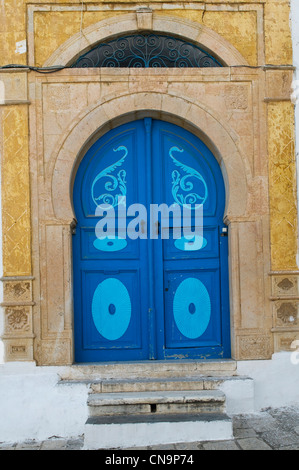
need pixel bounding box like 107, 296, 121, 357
174, 235, 207, 252
173, 278, 211, 339
92, 278, 131, 341
93, 236, 127, 252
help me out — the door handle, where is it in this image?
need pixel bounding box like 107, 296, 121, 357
220, 227, 228, 237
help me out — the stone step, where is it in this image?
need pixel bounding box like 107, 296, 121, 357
84, 412, 233, 449
59, 360, 237, 382
89, 376, 229, 394
87, 390, 226, 417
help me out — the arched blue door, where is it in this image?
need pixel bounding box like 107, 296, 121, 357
73, 119, 230, 362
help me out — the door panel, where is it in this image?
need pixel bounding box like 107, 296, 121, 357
82, 270, 142, 350
163, 226, 220, 260
164, 269, 222, 350
80, 226, 140, 261
73, 118, 230, 362
151, 120, 229, 359
73, 121, 150, 361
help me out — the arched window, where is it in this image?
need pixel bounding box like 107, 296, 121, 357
71, 33, 222, 68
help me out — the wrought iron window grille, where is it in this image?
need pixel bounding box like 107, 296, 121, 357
72, 33, 223, 68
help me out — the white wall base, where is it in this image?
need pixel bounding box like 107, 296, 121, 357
0, 362, 88, 444
220, 377, 255, 415
237, 352, 299, 411
0, 353, 298, 445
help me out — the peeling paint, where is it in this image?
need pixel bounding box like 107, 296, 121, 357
15, 39, 26, 55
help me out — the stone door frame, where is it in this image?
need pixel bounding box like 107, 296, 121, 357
3, 12, 278, 364
30, 75, 273, 364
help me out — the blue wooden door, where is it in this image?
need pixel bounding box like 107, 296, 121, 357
73, 119, 230, 362
151, 120, 230, 359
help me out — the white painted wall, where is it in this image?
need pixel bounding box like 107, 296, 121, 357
237, 353, 299, 411
0, 362, 88, 443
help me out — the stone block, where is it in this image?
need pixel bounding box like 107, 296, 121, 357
136, 9, 153, 31
237, 437, 272, 451
4, 338, 34, 362
272, 275, 299, 298
0, 72, 28, 104
266, 70, 293, 101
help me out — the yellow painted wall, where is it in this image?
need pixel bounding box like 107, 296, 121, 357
34, 11, 124, 68
268, 102, 297, 271
0, 1, 294, 67
158, 10, 258, 66
265, 0, 294, 66
33, 9, 260, 67
1, 105, 31, 276
0, 0, 27, 66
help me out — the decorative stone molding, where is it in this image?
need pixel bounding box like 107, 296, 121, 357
224, 85, 249, 110
270, 272, 299, 352
237, 335, 273, 360
271, 273, 299, 298
136, 8, 153, 31
43, 13, 249, 68
1, 277, 35, 361
50, 88, 249, 224
276, 302, 298, 326
2, 278, 33, 303
5, 306, 31, 333
274, 333, 299, 353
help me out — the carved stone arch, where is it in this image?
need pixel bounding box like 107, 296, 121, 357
43, 12, 249, 68
50, 92, 249, 224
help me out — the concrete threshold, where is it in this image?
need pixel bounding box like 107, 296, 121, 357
59, 359, 237, 382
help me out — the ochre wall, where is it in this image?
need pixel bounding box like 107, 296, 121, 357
1, 105, 31, 277
0, 0, 298, 363
0, 1, 294, 66
268, 101, 297, 272
33, 9, 258, 67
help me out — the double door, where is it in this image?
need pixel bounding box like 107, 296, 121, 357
73, 119, 230, 362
